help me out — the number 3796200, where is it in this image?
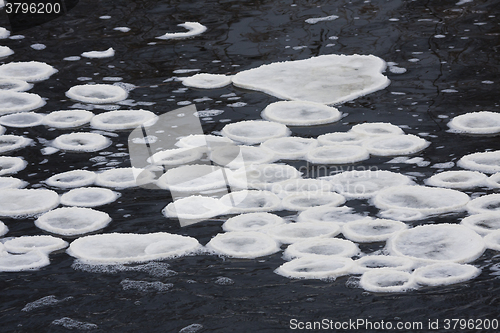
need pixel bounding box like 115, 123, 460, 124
6, 2, 61, 14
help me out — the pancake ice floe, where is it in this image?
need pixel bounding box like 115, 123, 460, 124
261, 137, 317, 160
467, 193, 500, 214
230, 163, 302, 190
0, 61, 57, 82
65, 84, 128, 104
342, 218, 408, 243
261, 101, 341, 126
266, 222, 341, 244
219, 190, 281, 214
45, 170, 96, 188
35, 207, 111, 236
350, 122, 404, 136
0, 176, 26, 189
81, 47, 115, 59
0, 156, 27, 176
0, 112, 44, 128
352, 255, 414, 274
206, 231, 280, 259
0, 78, 32, 92
281, 192, 345, 211
43, 110, 94, 128
60, 187, 120, 207
182, 73, 231, 88
209, 145, 276, 169
0, 91, 45, 115
297, 206, 366, 224
448, 111, 500, 134
359, 268, 415, 292
222, 212, 285, 232
271, 178, 332, 197
148, 147, 204, 166
275, 256, 354, 280
0, 251, 50, 272
0, 188, 59, 217
156, 164, 229, 192
461, 213, 500, 235
0, 220, 8, 236
95, 167, 155, 189
52, 132, 111, 152
221, 120, 290, 145
0, 135, 32, 153
283, 238, 359, 260
424, 170, 487, 189
306, 145, 370, 164
4, 235, 68, 254
162, 196, 224, 220
362, 134, 430, 156
90, 110, 158, 130
317, 132, 366, 146
413, 263, 480, 286
458, 150, 500, 174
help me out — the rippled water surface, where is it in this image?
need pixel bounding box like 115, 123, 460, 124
1, 0, 500, 332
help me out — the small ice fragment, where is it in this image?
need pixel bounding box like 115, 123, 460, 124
63, 56, 81, 61
81, 47, 114, 58
156, 22, 207, 40
179, 324, 204, 333
22, 295, 73, 312
0, 27, 10, 39
305, 15, 339, 24
120, 279, 173, 292
182, 73, 232, 88
261, 101, 341, 126
66, 84, 128, 104
35, 207, 111, 236
114, 27, 131, 32
30, 43, 46, 50
0, 220, 8, 236
206, 231, 280, 258
51, 317, 98, 330
60, 187, 120, 207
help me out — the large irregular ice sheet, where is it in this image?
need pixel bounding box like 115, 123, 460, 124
156, 22, 207, 40
230, 163, 302, 190
90, 110, 158, 130
461, 213, 500, 235
148, 147, 203, 166
0, 78, 32, 92
232, 54, 389, 105
0, 251, 50, 272
457, 150, 500, 174
219, 190, 281, 214
0, 91, 45, 115
424, 170, 487, 189
261, 137, 317, 160
359, 268, 415, 293
43, 110, 94, 128
363, 134, 429, 156
306, 145, 370, 164
0, 189, 59, 217
60, 187, 120, 207
297, 206, 366, 224
156, 164, 229, 192
413, 263, 480, 286
65, 84, 128, 104
281, 192, 345, 211
387, 224, 485, 264
261, 101, 342, 126
81, 47, 115, 58
3, 235, 68, 254
209, 145, 276, 169
0, 135, 32, 153
352, 255, 414, 274
68, 232, 201, 264
350, 122, 404, 136
342, 218, 408, 243
317, 132, 366, 146
52, 132, 111, 152
95, 167, 155, 188
448, 111, 500, 134
0, 61, 57, 82
35, 207, 112, 236
0, 156, 27, 176
325, 170, 413, 199
373, 185, 470, 219
45, 170, 96, 188
206, 231, 280, 258
266, 222, 341, 244
221, 120, 290, 145
162, 195, 223, 220
0, 112, 43, 128
275, 256, 354, 280
222, 212, 285, 232
182, 73, 232, 88
283, 238, 359, 260
467, 194, 500, 214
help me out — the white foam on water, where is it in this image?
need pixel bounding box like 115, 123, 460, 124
305, 14, 339, 24
95, 167, 155, 188
413, 263, 480, 286
352, 255, 414, 274
51, 317, 98, 330
272, 178, 332, 197
209, 145, 276, 169
261, 101, 342, 126
221, 120, 290, 145
66, 84, 128, 104
60, 187, 120, 207
387, 224, 485, 264
297, 206, 365, 224
0, 91, 45, 115
120, 278, 173, 292
162, 195, 223, 220
306, 145, 370, 164
283, 238, 359, 260
448, 111, 500, 134
0, 156, 27, 176
45, 170, 96, 188
350, 122, 404, 136
0, 61, 57, 82
325, 170, 413, 199
22, 295, 73, 312
156, 22, 207, 40
359, 268, 415, 292
35, 207, 111, 236
148, 147, 204, 166
317, 132, 366, 146
71, 261, 176, 277
275, 256, 354, 280
461, 213, 500, 235
182, 73, 232, 88
52, 132, 111, 152
81, 47, 115, 58
43, 110, 94, 128
373, 185, 470, 219
363, 134, 430, 156
265, 222, 341, 244
230, 163, 302, 191
342, 218, 408, 243
219, 190, 282, 214
261, 137, 317, 160
232, 54, 389, 105
91, 109, 158, 130
0, 220, 8, 236
0, 250, 50, 272
156, 164, 229, 192
0, 188, 59, 217
425, 170, 487, 189
467, 194, 500, 214
0, 45, 13, 58
0, 112, 43, 128
0, 135, 32, 153
179, 323, 204, 333
3, 235, 68, 254
222, 212, 285, 232
207, 231, 280, 258
175, 134, 233, 149
457, 150, 500, 174
0, 78, 32, 92
281, 192, 345, 211
67, 232, 202, 264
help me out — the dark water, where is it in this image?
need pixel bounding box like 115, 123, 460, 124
1, 0, 500, 332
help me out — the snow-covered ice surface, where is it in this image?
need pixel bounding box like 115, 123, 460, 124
232, 54, 389, 105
